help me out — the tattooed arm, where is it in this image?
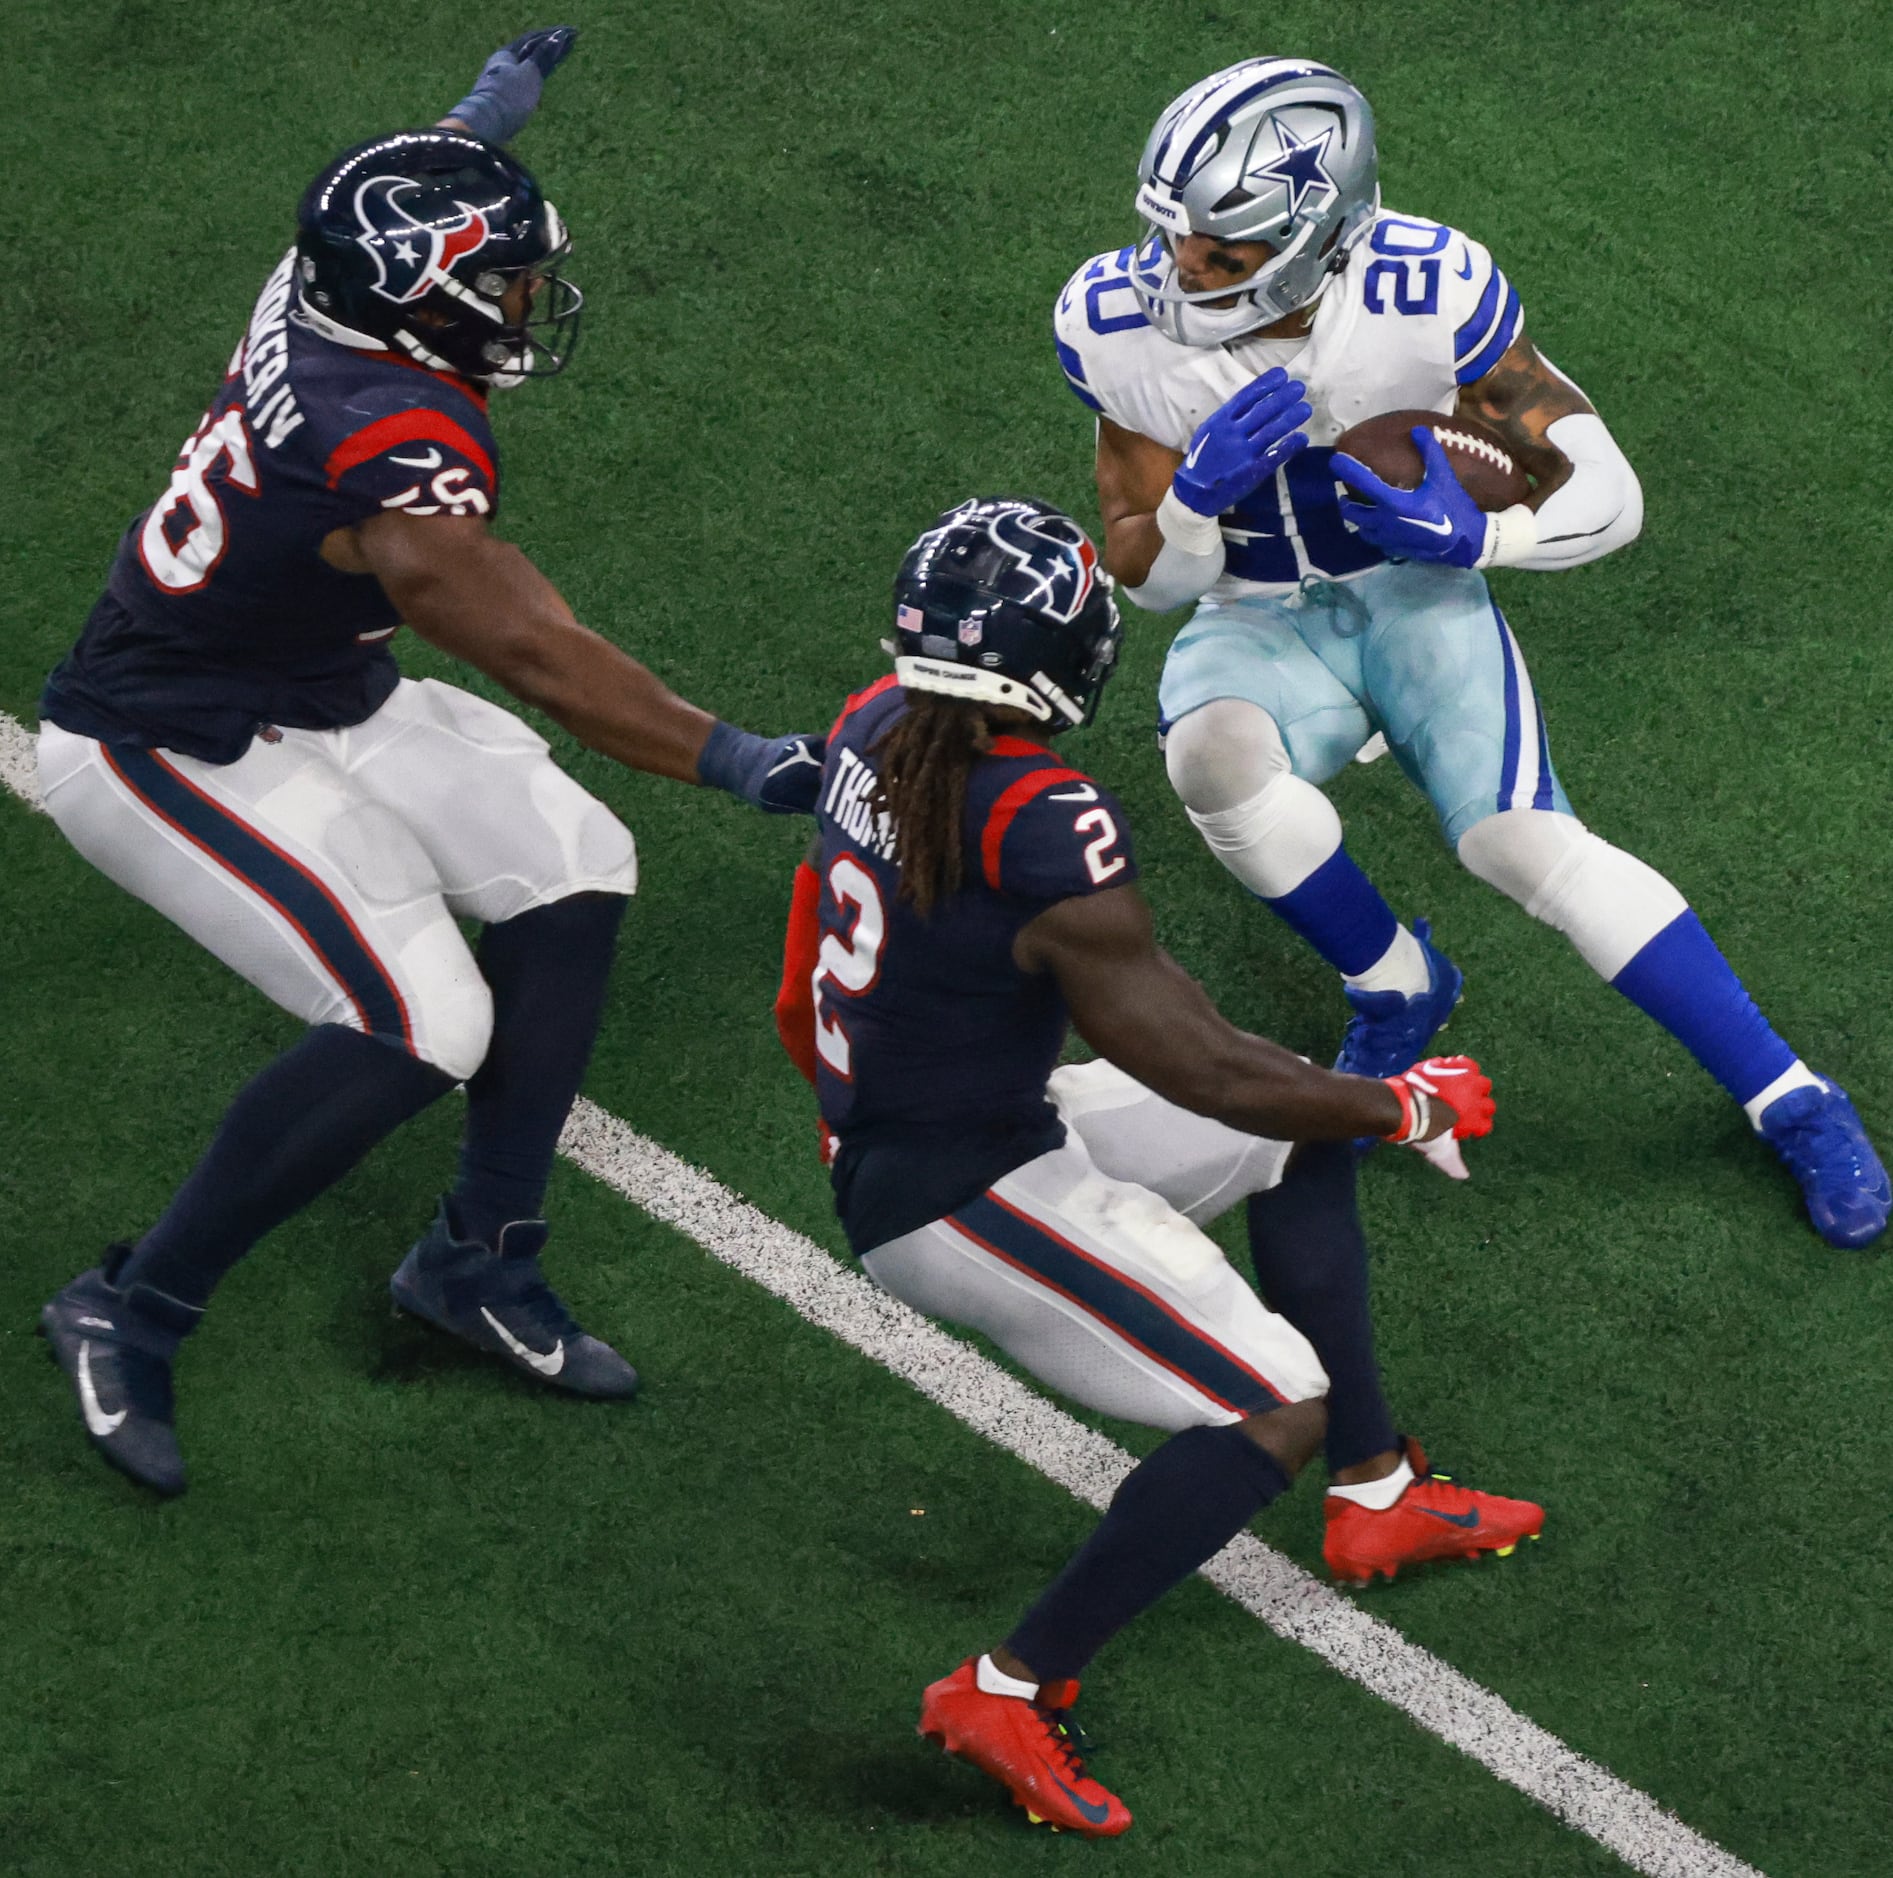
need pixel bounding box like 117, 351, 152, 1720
1457, 333, 1593, 507
1455, 333, 1643, 569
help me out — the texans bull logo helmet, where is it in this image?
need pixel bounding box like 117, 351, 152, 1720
295, 129, 582, 385
892, 497, 1123, 729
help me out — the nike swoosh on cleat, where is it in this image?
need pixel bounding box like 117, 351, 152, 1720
77, 1341, 128, 1437
479, 1306, 566, 1376
1050, 1776, 1112, 1826
77, 1315, 115, 1330
1418, 1506, 1482, 1529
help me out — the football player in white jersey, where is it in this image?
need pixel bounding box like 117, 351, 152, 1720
1052, 57, 1886, 1250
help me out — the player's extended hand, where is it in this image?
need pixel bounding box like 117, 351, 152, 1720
698, 723, 827, 814
1381, 1054, 1495, 1145
1171, 370, 1312, 517
447, 26, 579, 145
1334, 427, 1490, 568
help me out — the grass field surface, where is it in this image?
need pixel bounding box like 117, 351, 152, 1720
3, 4, 1889, 1872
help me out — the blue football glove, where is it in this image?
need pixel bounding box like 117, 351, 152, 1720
1334, 426, 1490, 568
447, 26, 579, 145
1171, 370, 1313, 517
698, 722, 827, 815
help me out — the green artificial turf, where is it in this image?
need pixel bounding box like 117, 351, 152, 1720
4, 2, 1890, 1872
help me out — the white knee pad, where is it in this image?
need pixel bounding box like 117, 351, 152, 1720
1458, 808, 1687, 979
1166, 700, 1342, 900
404, 953, 496, 1083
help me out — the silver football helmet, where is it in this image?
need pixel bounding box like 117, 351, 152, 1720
1131, 58, 1379, 347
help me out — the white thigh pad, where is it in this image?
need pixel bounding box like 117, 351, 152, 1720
1049, 1060, 1293, 1225
346, 680, 637, 925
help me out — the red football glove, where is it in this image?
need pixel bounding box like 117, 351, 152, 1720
1382, 1055, 1495, 1144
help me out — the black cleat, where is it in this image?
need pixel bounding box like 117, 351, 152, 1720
39, 1249, 199, 1497
389, 1200, 638, 1399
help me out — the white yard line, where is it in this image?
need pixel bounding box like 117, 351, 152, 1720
2, 708, 1763, 1878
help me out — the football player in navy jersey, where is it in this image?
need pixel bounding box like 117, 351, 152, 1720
1053, 58, 1886, 1247
34, 31, 824, 1497
774, 497, 1538, 1836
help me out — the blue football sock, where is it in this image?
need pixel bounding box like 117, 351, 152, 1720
452, 891, 627, 1249
1609, 911, 1797, 1106
1264, 848, 1400, 976
120, 1025, 456, 1308
1246, 1142, 1398, 1475
1003, 1423, 1289, 1682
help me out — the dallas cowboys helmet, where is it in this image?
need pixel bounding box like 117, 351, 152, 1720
892, 498, 1122, 729
1132, 58, 1378, 347
294, 129, 582, 386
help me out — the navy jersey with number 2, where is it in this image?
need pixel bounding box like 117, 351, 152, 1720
813, 677, 1139, 1253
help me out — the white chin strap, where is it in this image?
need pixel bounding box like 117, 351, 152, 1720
894, 656, 1072, 725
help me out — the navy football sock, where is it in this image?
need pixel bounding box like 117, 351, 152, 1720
1245, 1142, 1398, 1475
1263, 848, 1400, 976
451, 891, 626, 1249
1609, 910, 1797, 1105
1004, 1423, 1289, 1683
121, 1025, 455, 1308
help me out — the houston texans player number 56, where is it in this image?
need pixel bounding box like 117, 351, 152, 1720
35, 30, 823, 1497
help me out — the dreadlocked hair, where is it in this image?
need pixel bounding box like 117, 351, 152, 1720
873, 692, 996, 918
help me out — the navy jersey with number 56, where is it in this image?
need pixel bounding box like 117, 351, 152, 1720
812, 677, 1139, 1253
42, 249, 502, 764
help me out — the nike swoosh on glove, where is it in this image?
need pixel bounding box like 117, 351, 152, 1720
1172, 369, 1312, 517
1382, 1055, 1495, 1145
1334, 427, 1491, 567
698, 723, 827, 814
448, 25, 579, 145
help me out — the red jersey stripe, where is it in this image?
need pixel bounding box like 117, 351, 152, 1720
323, 410, 495, 492
979, 763, 1089, 891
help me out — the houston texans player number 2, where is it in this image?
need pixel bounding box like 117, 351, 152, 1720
35, 30, 823, 1496
775, 498, 1538, 1835
1055, 58, 1887, 1247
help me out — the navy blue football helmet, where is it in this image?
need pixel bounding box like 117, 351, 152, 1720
892, 497, 1122, 728
294, 129, 581, 386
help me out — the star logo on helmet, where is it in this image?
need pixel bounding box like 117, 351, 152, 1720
1256, 119, 1337, 219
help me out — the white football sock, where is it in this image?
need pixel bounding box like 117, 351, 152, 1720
1326, 1458, 1415, 1510
1742, 1061, 1825, 1130
976, 1653, 1039, 1700
1341, 924, 1429, 997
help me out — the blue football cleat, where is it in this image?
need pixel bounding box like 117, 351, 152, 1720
1333, 918, 1465, 1081
38, 1248, 198, 1497
1757, 1081, 1891, 1250
390, 1201, 639, 1398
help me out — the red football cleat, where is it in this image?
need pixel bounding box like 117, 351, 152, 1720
918, 1657, 1132, 1837
1324, 1438, 1544, 1586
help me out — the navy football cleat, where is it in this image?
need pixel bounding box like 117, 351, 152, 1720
1333, 918, 1465, 1081
390, 1201, 638, 1398
1757, 1082, 1891, 1250
38, 1249, 198, 1497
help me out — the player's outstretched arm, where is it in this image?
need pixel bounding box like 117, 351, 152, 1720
439, 27, 578, 143
350, 509, 821, 807
1455, 332, 1643, 569
1016, 882, 1457, 1144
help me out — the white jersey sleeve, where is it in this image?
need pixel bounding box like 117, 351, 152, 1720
1052, 248, 1202, 451
1430, 222, 1526, 387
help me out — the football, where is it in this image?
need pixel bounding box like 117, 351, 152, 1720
1332, 409, 1530, 511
